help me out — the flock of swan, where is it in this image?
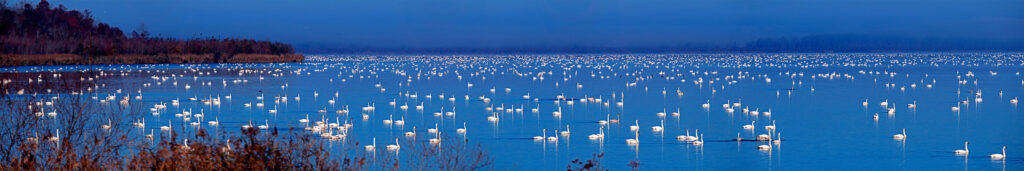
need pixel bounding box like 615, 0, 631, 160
3, 53, 1020, 169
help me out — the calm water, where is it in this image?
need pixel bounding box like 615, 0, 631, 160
3, 53, 1023, 170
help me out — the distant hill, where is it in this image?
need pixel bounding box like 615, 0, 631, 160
298, 35, 1024, 54
0, 0, 302, 67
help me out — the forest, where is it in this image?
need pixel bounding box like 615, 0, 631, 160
0, 0, 301, 66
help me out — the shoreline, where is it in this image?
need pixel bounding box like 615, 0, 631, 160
0, 53, 304, 67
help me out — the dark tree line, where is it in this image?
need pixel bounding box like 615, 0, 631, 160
0, 0, 295, 57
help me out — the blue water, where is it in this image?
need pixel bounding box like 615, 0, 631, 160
4, 53, 1023, 170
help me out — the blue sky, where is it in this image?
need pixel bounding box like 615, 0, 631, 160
38, 0, 1024, 49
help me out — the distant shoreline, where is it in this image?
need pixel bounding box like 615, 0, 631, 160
0, 53, 303, 67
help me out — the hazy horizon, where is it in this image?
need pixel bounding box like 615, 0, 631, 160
27, 0, 1024, 51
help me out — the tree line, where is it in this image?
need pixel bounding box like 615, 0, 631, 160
1, 0, 295, 57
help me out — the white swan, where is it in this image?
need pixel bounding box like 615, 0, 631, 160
626, 131, 639, 145
691, 134, 703, 145
954, 141, 969, 155
457, 122, 467, 134
588, 126, 604, 140
427, 123, 438, 133
533, 129, 546, 140
386, 139, 400, 151
990, 146, 1005, 159
652, 120, 664, 132
893, 128, 906, 140
405, 126, 417, 136
743, 121, 755, 129
365, 138, 376, 151
429, 132, 441, 145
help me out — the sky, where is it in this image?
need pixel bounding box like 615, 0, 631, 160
33, 0, 1024, 49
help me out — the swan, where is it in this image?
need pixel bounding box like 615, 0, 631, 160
160, 121, 172, 131
743, 121, 755, 129
533, 129, 546, 140
990, 146, 1005, 159
560, 125, 570, 136
405, 126, 417, 136
365, 138, 376, 151
394, 116, 405, 126
678, 129, 696, 141
687, 129, 700, 141
757, 134, 771, 141
428, 123, 438, 133
598, 114, 609, 125
892, 128, 906, 140
429, 132, 441, 144
764, 120, 776, 130
49, 129, 59, 142
691, 134, 703, 145
487, 112, 499, 122
182, 139, 191, 150
588, 126, 604, 140
547, 130, 558, 142
101, 119, 112, 130
242, 120, 253, 130
626, 132, 639, 145
208, 117, 219, 126
954, 141, 969, 155
457, 122, 467, 134
386, 139, 400, 151
258, 120, 269, 129
652, 120, 664, 132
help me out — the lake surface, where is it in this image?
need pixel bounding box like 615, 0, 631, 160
3, 53, 1022, 170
